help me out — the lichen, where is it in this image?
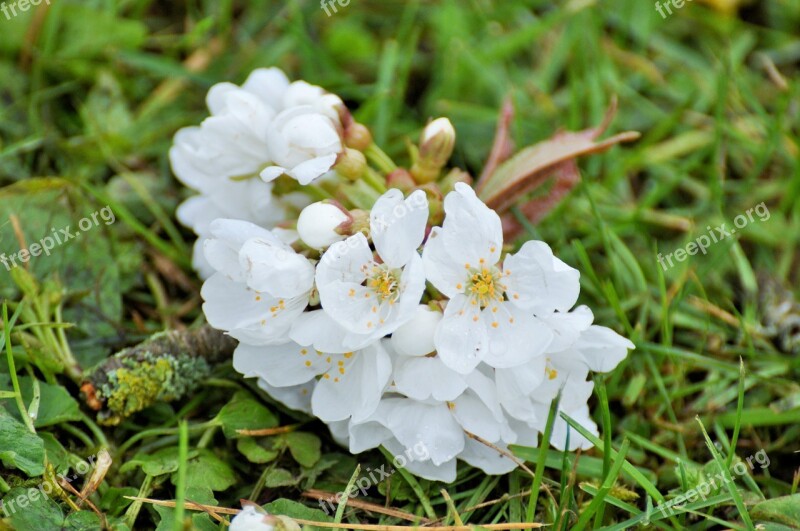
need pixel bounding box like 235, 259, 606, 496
96, 351, 211, 425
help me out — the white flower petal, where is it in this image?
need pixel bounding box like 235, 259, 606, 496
316, 233, 372, 286
201, 273, 304, 345
239, 238, 315, 299
386, 401, 465, 466
289, 154, 339, 185
394, 356, 467, 401
503, 240, 580, 314
234, 342, 323, 387
538, 305, 594, 353
459, 437, 518, 476
480, 305, 553, 368
421, 226, 466, 298
312, 342, 392, 423
242, 67, 290, 110
550, 403, 597, 451
371, 189, 429, 269
440, 183, 503, 267
573, 325, 635, 372
383, 438, 457, 483
434, 294, 488, 374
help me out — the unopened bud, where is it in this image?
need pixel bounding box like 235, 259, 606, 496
416, 183, 444, 226
385, 168, 416, 193
392, 305, 442, 357
297, 201, 350, 249
336, 209, 370, 238
439, 168, 473, 194
411, 118, 455, 183
335, 148, 367, 180
230, 505, 278, 531
344, 122, 373, 151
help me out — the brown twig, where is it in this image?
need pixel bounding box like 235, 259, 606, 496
301, 489, 431, 523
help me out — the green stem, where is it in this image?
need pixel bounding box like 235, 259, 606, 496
335, 464, 361, 524
61, 423, 95, 448
365, 143, 398, 174
249, 462, 276, 503
0, 475, 10, 494
363, 167, 388, 194
124, 474, 154, 529
174, 421, 189, 531
118, 420, 218, 456
3, 303, 36, 433
80, 412, 109, 449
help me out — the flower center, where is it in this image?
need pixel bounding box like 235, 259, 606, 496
467, 267, 505, 308
367, 264, 401, 302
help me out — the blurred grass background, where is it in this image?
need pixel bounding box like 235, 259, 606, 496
1, 0, 800, 529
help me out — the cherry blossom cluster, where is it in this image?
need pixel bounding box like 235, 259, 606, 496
172, 68, 635, 482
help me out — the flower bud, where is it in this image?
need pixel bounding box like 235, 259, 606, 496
411, 118, 455, 183
230, 505, 278, 531
385, 168, 416, 193
391, 305, 442, 357
344, 122, 373, 151
439, 168, 473, 195
335, 148, 367, 180
297, 201, 350, 249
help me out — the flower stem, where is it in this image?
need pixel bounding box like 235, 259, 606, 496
2, 303, 36, 434
365, 143, 398, 174
363, 167, 388, 194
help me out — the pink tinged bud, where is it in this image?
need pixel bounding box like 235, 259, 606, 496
385, 168, 416, 192
344, 122, 373, 151
391, 305, 442, 356
297, 201, 350, 249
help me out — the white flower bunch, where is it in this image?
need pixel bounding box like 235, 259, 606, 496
173, 68, 635, 483
170, 68, 345, 277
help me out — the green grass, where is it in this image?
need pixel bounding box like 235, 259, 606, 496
1, 0, 800, 529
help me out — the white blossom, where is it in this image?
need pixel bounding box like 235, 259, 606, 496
422, 183, 578, 373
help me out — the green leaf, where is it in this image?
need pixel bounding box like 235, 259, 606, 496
173, 449, 236, 492
1, 487, 63, 529
121, 447, 199, 477
39, 432, 71, 476
236, 437, 279, 464
19, 376, 82, 427
265, 468, 298, 488
215, 391, 279, 439
263, 499, 333, 531
284, 431, 321, 468
56, 5, 147, 60
752, 494, 800, 527
98, 487, 138, 517
63, 511, 103, 530
0, 407, 45, 476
